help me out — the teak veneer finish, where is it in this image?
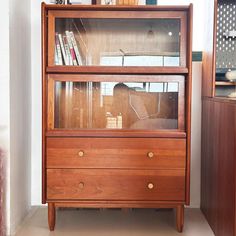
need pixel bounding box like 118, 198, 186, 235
47, 169, 185, 200
46, 138, 186, 169
201, 1, 236, 236
42, 3, 192, 232
201, 98, 236, 236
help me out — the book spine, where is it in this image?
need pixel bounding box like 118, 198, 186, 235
54, 46, 59, 65
117, 114, 122, 129
58, 33, 69, 65
55, 32, 63, 65
65, 30, 77, 66
70, 31, 83, 65
63, 36, 73, 65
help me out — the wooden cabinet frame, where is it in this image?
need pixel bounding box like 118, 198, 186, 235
42, 3, 192, 233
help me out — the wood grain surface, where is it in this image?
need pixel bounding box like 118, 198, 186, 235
46, 137, 186, 169
47, 169, 185, 201
201, 98, 236, 236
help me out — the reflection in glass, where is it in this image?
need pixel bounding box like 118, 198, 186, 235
54, 18, 181, 66
54, 81, 179, 130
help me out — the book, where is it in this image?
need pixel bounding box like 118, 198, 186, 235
65, 30, 77, 65
54, 46, 59, 65
55, 32, 63, 65
101, 0, 116, 4
69, 0, 92, 4
70, 31, 83, 65
58, 33, 69, 65
146, 0, 157, 4
63, 36, 73, 65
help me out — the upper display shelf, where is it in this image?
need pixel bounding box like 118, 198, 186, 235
45, 5, 190, 72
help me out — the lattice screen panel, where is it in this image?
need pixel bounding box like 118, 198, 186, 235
216, 2, 236, 69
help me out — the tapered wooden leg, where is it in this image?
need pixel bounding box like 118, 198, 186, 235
48, 203, 56, 231
176, 205, 184, 233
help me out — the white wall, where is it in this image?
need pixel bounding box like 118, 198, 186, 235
31, 0, 203, 207
190, 62, 202, 208
0, 0, 10, 235
158, 0, 205, 51
31, 0, 49, 206
0, 0, 32, 234
9, 0, 32, 234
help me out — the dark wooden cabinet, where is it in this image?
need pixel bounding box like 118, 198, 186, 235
202, 0, 236, 235
42, 3, 192, 232
201, 98, 236, 236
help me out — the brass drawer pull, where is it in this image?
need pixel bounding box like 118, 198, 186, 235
78, 150, 84, 157
147, 151, 154, 158
78, 182, 84, 189
147, 183, 154, 189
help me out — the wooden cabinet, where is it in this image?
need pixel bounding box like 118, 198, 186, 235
202, 1, 236, 235
201, 98, 236, 236
42, 3, 192, 232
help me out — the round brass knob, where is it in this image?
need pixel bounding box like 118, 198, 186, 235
78, 150, 84, 157
78, 182, 84, 189
147, 152, 154, 158
147, 183, 154, 189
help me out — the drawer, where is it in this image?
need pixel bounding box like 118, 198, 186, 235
46, 138, 186, 169
47, 169, 185, 201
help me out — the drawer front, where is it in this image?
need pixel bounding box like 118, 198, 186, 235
46, 138, 186, 169
47, 169, 185, 201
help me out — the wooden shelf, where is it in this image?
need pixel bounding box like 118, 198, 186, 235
46, 130, 187, 138
215, 81, 236, 86
46, 66, 189, 75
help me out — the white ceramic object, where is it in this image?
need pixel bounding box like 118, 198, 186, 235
228, 91, 236, 98
225, 70, 236, 81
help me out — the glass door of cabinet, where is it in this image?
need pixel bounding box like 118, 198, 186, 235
47, 75, 185, 132
48, 10, 187, 69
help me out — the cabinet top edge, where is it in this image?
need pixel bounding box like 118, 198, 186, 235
42, 2, 192, 12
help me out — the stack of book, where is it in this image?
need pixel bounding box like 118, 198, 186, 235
116, 0, 138, 5
55, 31, 83, 66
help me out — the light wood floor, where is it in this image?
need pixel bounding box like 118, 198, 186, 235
15, 208, 214, 236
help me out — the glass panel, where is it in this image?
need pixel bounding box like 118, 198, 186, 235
54, 81, 179, 129
54, 18, 180, 66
